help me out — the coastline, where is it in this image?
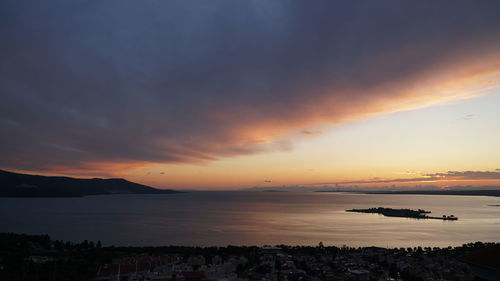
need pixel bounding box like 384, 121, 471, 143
316, 189, 500, 197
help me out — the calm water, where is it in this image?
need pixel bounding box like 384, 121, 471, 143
0, 191, 499, 247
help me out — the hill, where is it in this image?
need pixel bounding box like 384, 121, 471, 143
0, 169, 180, 197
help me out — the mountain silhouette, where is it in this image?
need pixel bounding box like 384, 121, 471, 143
0, 169, 180, 197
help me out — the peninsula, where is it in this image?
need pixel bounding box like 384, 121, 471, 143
0, 169, 181, 197
346, 207, 458, 220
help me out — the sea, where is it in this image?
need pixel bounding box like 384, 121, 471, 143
0, 191, 499, 247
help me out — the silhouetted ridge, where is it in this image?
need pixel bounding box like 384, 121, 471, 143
0, 169, 180, 197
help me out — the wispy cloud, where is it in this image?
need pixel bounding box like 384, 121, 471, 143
308, 177, 440, 186
301, 130, 324, 136
461, 114, 476, 120
308, 170, 500, 186
429, 170, 500, 180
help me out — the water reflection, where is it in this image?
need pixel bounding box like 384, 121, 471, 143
0, 191, 498, 247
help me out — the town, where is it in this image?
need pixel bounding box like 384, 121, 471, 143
94, 244, 497, 281
1, 233, 498, 281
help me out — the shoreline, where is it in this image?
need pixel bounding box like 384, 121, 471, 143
316, 189, 500, 197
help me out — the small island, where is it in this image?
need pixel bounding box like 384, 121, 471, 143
346, 207, 458, 221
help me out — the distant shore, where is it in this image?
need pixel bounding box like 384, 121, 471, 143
316, 189, 500, 197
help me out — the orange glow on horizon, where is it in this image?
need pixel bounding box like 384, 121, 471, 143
6, 62, 500, 190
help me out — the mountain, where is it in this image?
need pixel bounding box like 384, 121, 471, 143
0, 169, 181, 197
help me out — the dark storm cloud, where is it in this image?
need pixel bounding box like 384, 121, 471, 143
1, 1, 500, 174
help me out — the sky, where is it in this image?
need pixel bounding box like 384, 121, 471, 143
1, 1, 500, 189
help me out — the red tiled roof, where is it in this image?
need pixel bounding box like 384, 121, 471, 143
120, 264, 136, 274
151, 276, 175, 281
98, 260, 153, 277
137, 262, 151, 271
182, 271, 205, 280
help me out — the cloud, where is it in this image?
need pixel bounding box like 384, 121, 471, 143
461, 114, 476, 120
428, 170, 500, 180
1, 1, 500, 175
309, 177, 441, 186
308, 170, 500, 185
301, 130, 324, 136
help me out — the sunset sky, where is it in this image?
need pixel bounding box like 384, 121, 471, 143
1, 1, 500, 189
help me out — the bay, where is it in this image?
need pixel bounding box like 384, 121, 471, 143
0, 191, 498, 247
